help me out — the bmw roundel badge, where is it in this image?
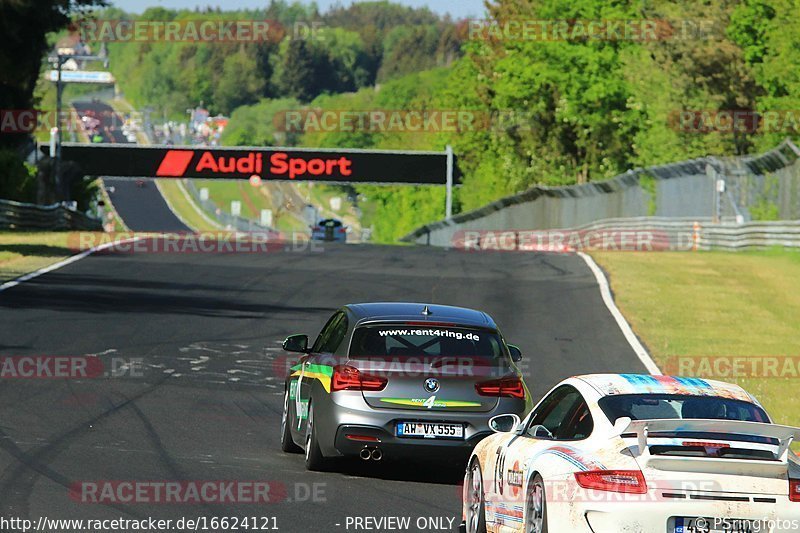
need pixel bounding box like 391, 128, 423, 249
424, 377, 440, 393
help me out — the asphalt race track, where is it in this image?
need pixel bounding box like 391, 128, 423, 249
70, 100, 191, 233
0, 244, 644, 530
71, 101, 129, 145
103, 178, 191, 232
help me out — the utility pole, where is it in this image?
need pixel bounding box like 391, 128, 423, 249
445, 145, 453, 219
48, 47, 109, 202
54, 57, 65, 201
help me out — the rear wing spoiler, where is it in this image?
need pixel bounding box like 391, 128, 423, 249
613, 418, 800, 463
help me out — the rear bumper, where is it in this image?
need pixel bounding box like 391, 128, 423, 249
310, 232, 345, 242
334, 424, 490, 458
314, 390, 526, 459
550, 494, 800, 532
478, 471, 800, 533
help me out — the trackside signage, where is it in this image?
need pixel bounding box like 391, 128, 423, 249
53, 144, 460, 184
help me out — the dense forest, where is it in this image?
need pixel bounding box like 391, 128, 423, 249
102, 1, 463, 115
4, 0, 800, 241
220, 0, 800, 241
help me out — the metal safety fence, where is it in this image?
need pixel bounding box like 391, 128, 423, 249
402, 140, 800, 248
0, 199, 102, 231
441, 216, 800, 252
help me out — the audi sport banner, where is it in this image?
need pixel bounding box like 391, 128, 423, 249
54, 144, 460, 184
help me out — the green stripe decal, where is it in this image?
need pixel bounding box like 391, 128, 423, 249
290, 363, 334, 376
290, 363, 334, 393
303, 364, 333, 376
380, 398, 482, 408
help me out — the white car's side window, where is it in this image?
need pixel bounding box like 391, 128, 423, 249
524, 385, 593, 441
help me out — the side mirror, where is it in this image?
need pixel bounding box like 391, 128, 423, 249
508, 344, 523, 362
489, 413, 521, 433
283, 334, 309, 353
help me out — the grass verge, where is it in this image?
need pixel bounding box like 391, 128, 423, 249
0, 232, 76, 283
590, 248, 800, 431
156, 180, 220, 232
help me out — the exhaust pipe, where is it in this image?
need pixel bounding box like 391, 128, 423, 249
359, 448, 372, 461
371, 448, 383, 461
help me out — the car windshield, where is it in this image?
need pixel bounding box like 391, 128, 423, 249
349, 325, 506, 361
599, 394, 769, 423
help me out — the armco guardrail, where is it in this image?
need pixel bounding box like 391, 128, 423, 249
699, 221, 800, 250
444, 216, 800, 252
0, 199, 102, 231
402, 140, 800, 247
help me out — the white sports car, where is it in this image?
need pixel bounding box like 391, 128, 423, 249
462, 373, 800, 533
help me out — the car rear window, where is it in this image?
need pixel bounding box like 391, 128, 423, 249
348, 325, 506, 360
599, 394, 769, 423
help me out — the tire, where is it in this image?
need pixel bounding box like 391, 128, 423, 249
465, 459, 487, 533
304, 401, 327, 471
280, 389, 302, 453
525, 474, 548, 533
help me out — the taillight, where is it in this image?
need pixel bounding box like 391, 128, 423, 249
475, 377, 525, 399
331, 365, 387, 392
681, 441, 730, 449
574, 470, 647, 494
790, 480, 800, 502
337, 227, 346, 233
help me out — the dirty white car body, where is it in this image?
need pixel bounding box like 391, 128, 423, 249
462, 374, 800, 533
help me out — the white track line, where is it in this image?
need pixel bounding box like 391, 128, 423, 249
100, 179, 130, 232
175, 179, 225, 230
155, 179, 199, 232
577, 251, 661, 375
0, 238, 140, 294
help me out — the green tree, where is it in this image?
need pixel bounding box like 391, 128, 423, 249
378, 24, 460, 82
0, 0, 105, 202
277, 39, 319, 102
221, 97, 301, 146
214, 47, 266, 114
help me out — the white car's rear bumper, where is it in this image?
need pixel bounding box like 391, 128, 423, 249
558, 494, 800, 532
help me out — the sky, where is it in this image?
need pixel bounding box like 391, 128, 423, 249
110, 0, 488, 19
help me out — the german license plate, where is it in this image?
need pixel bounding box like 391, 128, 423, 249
396, 422, 463, 439
674, 517, 764, 533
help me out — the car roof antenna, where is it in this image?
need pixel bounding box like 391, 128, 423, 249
421, 305, 432, 316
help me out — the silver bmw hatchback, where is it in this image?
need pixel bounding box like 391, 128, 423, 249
280, 302, 532, 471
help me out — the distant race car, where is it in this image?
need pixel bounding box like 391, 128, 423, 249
311, 219, 347, 242
280, 302, 531, 471
461, 373, 800, 533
